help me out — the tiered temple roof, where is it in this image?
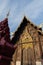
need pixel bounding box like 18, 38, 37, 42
11, 16, 43, 44
0, 16, 43, 65
11, 16, 43, 65
0, 18, 16, 65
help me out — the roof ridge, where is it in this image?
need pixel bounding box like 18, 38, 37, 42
12, 16, 43, 37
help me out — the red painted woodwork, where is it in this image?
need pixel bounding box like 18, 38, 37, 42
0, 18, 16, 65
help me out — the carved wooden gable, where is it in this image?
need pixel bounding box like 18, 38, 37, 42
19, 26, 33, 49
11, 17, 43, 65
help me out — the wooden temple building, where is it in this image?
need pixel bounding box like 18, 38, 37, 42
0, 18, 16, 65
0, 16, 43, 65
11, 17, 43, 65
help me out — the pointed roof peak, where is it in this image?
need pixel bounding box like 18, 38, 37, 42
23, 16, 27, 19
6, 10, 10, 18
0, 18, 8, 26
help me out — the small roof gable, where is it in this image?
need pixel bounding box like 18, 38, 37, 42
11, 16, 43, 44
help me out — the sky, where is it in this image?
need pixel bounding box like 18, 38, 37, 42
0, 0, 43, 33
